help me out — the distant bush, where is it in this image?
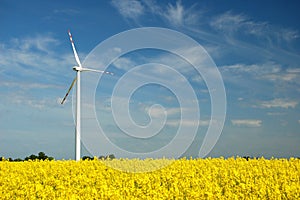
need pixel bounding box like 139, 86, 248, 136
82, 156, 94, 160
0, 152, 54, 162
98, 154, 116, 160
82, 154, 116, 160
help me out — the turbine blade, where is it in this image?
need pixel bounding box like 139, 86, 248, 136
81, 67, 114, 75
61, 77, 77, 104
68, 30, 82, 68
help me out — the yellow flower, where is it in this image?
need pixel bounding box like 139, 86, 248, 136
0, 157, 299, 199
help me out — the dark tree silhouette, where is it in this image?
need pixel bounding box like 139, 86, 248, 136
24, 152, 53, 161
82, 156, 94, 160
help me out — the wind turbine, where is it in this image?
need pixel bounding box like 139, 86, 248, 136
61, 30, 113, 161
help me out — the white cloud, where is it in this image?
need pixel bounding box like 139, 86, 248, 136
111, 0, 199, 27
167, 119, 215, 127
5, 93, 58, 110
286, 68, 300, 73
262, 73, 298, 82
231, 119, 262, 127
165, 1, 184, 26
0, 35, 71, 74
261, 66, 300, 83
110, 1, 299, 69
210, 11, 248, 33
109, 47, 207, 88
221, 62, 300, 84
0, 35, 78, 104
111, 0, 144, 20
146, 106, 166, 118
266, 112, 286, 116
210, 11, 299, 42
167, 119, 196, 127
0, 34, 75, 110
113, 57, 136, 71
260, 99, 298, 109
198, 120, 210, 127
142, 105, 180, 118
163, 1, 198, 27
13, 35, 60, 53
0, 81, 61, 90
221, 62, 281, 76
277, 29, 299, 42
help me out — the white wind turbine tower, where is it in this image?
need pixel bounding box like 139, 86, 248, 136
61, 30, 113, 161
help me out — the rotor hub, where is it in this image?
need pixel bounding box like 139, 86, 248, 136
73, 66, 82, 71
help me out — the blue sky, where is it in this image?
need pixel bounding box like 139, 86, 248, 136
0, 0, 299, 159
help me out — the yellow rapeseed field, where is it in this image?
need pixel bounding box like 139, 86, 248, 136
0, 157, 299, 199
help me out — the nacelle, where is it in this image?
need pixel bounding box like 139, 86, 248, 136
73, 66, 82, 71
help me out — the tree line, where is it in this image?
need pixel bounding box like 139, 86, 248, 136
0, 152, 116, 161
0, 152, 54, 162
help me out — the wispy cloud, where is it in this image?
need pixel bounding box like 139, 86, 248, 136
0, 34, 75, 109
12, 35, 60, 53
207, 12, 300, 74
259, 99, 298, 109
112, 57, 137, 71
220, 62, 300, 84
165, 1, 184, 26
266, 112, 286, 116
111, 1, 300, 70
112, 1, 299, 45
111, 0, 144, 20
1, 93, 60, 110
110, 48, 203, 86
210, 11, 249, 34
210, 11, 299, 43
231, 119, 262, 127
221, 62, 280, 75
163, 1, 198, 27
145, 106, 180, 118
0, 81, 62, 90
166, 119, 209, 127
0, 34, 73, 80
262, 73, 298, 82
111, 0, 199, 27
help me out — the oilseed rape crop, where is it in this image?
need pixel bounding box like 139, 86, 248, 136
0, 157, 299, 199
